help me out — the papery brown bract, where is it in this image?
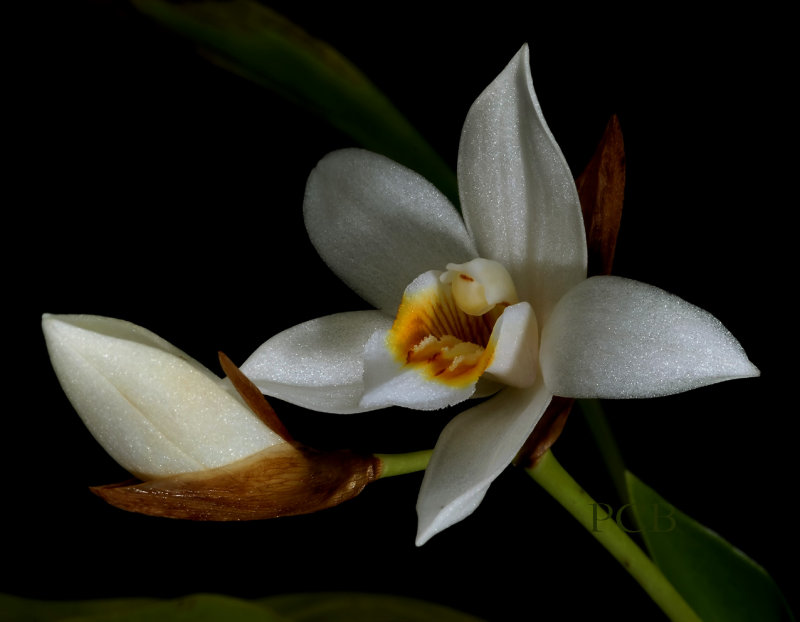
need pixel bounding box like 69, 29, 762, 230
218, 351, 296, 443
576, 115, 626, 278
515, 396, 574, 469
91, 444, 380, 520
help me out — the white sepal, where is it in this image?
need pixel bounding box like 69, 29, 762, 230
539, 276, 760, 398
457, 44, 587, 325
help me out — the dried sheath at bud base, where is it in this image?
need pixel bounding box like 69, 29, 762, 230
92, 445, 381, 520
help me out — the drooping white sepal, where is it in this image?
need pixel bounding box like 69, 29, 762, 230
415, 379, 552, 545
539, 276, 760, 398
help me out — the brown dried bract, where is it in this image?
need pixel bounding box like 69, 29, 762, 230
91, 355, 381, 520
92, 444, 380, 520
576, 114, 626, 277
218, 351, 295, 444
514, 397, 574, 469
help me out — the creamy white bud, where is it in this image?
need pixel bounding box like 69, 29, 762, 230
42, 314, 284, 480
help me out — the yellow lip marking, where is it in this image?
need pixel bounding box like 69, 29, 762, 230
387, 272, 506, 388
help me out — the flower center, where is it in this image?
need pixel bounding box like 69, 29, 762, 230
387, 259, 519, 387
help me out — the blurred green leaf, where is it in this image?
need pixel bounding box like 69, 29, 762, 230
130, 0, 458, 204
262, 592, 485, 621
626, 471, 795, 622
0, 593, 160, 621
0, 593, 288, 622
0, 592, 485, 622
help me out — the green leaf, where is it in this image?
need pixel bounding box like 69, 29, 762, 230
0, 592, 485, 622
0, 593, 290, 622
0, 593, 161, 621
130, 0, 458, 204
625, 471, 795, 622
261, 592, 485, 622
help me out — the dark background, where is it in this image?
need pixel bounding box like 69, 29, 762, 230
6, 2, 795, 620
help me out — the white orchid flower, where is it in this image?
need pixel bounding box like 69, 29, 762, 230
240, 44, 759, 544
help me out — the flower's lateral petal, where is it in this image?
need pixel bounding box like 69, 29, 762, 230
241, 310, 393, 414
42, 315, 283, 481
360, 328, 477, 411
458, 44, 587, 325
540, 276, 761, 398
304, 149, 478, 314
485, 301, 539, 388
415, 380, 552, 545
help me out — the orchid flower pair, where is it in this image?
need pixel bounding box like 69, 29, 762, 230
43, 45, 758, 545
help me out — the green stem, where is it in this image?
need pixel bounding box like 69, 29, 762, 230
375, 450, 433, 479
526, 450, 701, 622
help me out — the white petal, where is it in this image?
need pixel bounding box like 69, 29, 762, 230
42, 314, 283, 480
415, 380, 552, 545
304, 149, 477, 314
360, 329, 476, 411
241, 310, 393, 414
539, 276, 760, 398
458, 44, 587, 325
485, 302, 539, 388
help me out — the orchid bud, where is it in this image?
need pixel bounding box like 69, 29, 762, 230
42, 314, 285, 480
43, 314, 380, 519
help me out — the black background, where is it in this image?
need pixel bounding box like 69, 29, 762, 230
6, 2, 796, 620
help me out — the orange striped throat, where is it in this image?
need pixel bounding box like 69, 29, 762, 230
386, 259, 523, 389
